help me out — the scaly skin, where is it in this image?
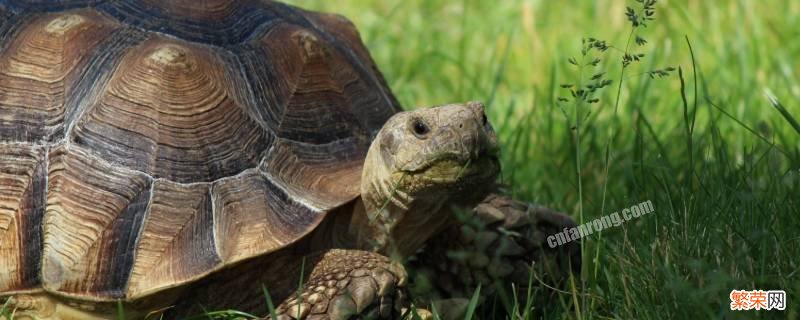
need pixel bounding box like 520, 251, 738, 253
409, 194, 580, 318
271, 250, 406, 320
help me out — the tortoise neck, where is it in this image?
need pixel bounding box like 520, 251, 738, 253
352, 133, 454, 258
353, 169, 452, 258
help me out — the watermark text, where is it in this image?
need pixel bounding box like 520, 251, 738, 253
547, 200, 654, 248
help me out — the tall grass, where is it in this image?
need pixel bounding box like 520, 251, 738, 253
287, 0, 799, 319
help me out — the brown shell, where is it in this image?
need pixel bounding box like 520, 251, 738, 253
0, 1, 400, 301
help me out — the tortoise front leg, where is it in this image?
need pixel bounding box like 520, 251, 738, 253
2, 293, 141, 320
408, 194, 580, 315
269, 249, 430, 320
167, 247, 430, 319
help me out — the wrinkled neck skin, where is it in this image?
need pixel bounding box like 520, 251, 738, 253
347, 144, 453, 259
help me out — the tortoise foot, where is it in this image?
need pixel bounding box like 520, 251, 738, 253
1, 293, 117, 320
271, 249, 419, 320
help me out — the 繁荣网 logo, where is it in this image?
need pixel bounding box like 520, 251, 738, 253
730, 290, 786, 311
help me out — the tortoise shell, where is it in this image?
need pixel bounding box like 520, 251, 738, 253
0, 0, 400, 301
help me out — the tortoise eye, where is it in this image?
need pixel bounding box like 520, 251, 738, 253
411, 118, 430, 138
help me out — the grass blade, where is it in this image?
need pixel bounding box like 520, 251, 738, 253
0, 298, 11, 319
117, 300, 125, 320
262, 285, 278, 320
181, 310, 258, 320
463, 284, 481, 320
430, 302, 442, 320
765, 89, 800, 136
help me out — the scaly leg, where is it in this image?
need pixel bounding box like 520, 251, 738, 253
267, 249, 429, 320
1, 293, 126, 320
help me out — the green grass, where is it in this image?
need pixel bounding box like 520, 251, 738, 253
284, 0, 799, 319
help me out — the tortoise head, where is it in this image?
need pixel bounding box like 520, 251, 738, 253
357, 102, 501, 256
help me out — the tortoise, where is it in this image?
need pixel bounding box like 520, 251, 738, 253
0, 1, 580, 319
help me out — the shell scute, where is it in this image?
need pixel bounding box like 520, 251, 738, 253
0, 2, 401, 301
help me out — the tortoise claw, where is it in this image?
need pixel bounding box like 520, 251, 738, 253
270, 249, 408, 320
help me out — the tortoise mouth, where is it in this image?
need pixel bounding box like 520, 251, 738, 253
400, 145, 499, 173
403, 153, 500, 185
